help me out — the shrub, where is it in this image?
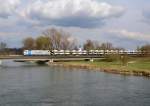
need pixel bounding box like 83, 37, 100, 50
120, 55, 129, 66
104, 54, 120, 62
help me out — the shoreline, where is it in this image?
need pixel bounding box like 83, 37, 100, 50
48, 62, 150, 77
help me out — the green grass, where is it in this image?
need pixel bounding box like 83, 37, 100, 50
62, 57, 150, 72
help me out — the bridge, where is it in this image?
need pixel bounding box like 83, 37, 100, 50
0, 53, 149, 64
0, 55, 105, 64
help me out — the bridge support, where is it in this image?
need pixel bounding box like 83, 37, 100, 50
49, 59, 54, 63
90, 58, 94, 62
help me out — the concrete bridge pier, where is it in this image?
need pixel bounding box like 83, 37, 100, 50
49, 59, 54, 63
90, 58, 94, 62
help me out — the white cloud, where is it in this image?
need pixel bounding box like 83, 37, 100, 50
0, 0, 20, 18
109, 29, 150, 41
0, 0, 125, 27
19, 0, 125, 27
23, 0, 124, 19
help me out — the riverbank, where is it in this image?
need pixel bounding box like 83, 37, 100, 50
48, 57, 150, 77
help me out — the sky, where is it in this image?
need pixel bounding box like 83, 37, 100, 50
0, 0, 150, 49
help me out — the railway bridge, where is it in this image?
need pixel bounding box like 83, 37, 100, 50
0, 53, 148, 64
0, 55, 105, 64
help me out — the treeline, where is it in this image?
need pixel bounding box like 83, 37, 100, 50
138, 44, 150, 52
22, 28, 150, 52
0, 42, 22, 55
83, 40, 124, 50
22, 28, 125, 51
0, 28, 150, 55
23, 28, 77, 50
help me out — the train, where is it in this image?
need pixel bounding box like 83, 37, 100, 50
23, 50, 148, 56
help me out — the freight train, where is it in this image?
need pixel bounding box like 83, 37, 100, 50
23, 50, 147, 56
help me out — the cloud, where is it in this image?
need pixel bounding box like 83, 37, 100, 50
20, 0, 125, 28
0, 0, 125, 28
0, 31, 31, 40
108, 29, 150, 42
24, 0, 124, 19
143, 8, 150, 23
0, 0, 20, 18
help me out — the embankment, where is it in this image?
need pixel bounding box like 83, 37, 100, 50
48, 62, 150, 77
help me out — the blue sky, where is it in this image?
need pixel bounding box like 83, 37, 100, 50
0, 0, 150, 49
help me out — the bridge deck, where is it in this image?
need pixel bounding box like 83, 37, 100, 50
0, 55, 105, 60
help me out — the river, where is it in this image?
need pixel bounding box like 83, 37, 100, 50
0, 60, 150, 106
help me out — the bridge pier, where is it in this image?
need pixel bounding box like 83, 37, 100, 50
49, 59, 54, 63
90, 58, 94, 62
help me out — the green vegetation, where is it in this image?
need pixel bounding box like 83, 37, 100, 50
139, 44, 150, 52
57, 57, 150, 77
72, 57, 150, 70
22, 28, 77, 50
0, 42, 8, 55
22, 28, 126, 51
62, 60, 150, 71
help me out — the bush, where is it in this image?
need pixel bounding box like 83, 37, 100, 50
120, 55, 129, 66
103, 54, 120, 62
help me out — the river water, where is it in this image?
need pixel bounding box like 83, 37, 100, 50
0, 60, 150, 106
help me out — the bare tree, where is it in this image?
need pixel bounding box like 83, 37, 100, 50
0, 42, 7, 55
42, 28, 77, 50
139, 44, 150, 56
93, 40, 101, 49
60, 31, 77, 50
140, 44, 150, 52
22, 37, 35, 50
83, 40, 95, 50
0, 42, 7, 50
43, 28, 62, 50
100, 42, 114, 50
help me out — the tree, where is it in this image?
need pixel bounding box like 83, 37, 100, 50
120, 55, 129, 66
100, 42, 113, 50
140, 44, 150, 52
43, 28, 62, 50
35, 36, 52, 50
139, 44, 150, 56
83, 40, 95, 50
0, 42, 7, 50
0, 42, 7, 55
42, 28, 77, 50
93, 41, 101, 49
22, 37, 35, 49
60, 33, 77, 50
136, 46, 140, 51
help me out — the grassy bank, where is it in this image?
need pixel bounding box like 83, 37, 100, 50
49, 57, 150, 77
